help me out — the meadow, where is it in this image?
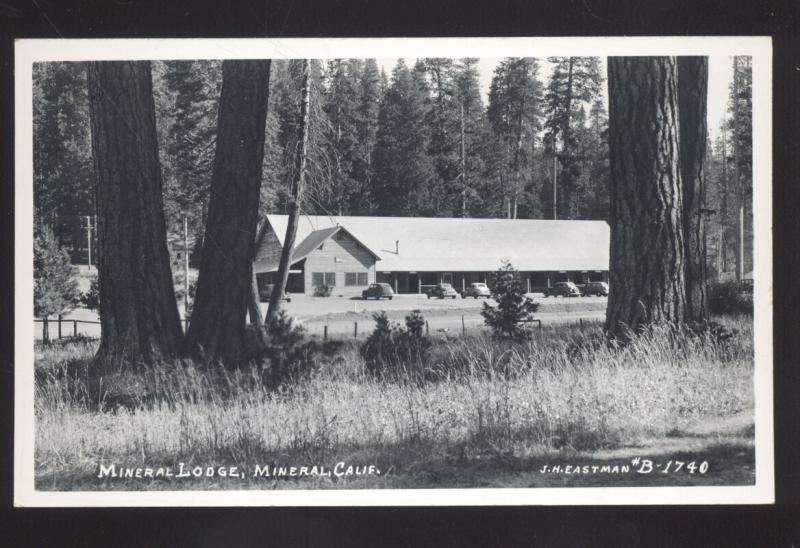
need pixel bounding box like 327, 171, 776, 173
33, 315, 755, 490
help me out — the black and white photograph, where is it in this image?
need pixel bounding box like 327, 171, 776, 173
14, 37, 773, 506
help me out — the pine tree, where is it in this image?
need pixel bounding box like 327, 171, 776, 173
34, 225, 79, 342
157, 60, 221, 248
486, 58, 544, 219
351, 58, 382, 214
605, 57, 685, 341
186, 60, 272, 364
321, 59, 361, 214
32, 62, 94, 258
543, 57, 604, 219
87, 61, 185, 368
371, 59, 434, 216
481, 260, 539, 341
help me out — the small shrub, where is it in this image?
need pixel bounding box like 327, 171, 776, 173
481, 260, 539, 341
361, 310, 431, 379
708, 281, 753, 316
314, 284, 333, 297
34, 226, 80, 342
80, 273, 100, 311
264, 309, 318, 386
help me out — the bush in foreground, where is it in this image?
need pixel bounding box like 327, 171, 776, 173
481, 260, 539, 341
360, 310, 431, 379
708, 281, 753, 316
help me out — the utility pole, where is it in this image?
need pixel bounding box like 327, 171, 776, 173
183, 214, 190, 321
552, 155, 558, 220
460, 102, 467, 217
732, 57, 744, 282
85, 215, 92, 269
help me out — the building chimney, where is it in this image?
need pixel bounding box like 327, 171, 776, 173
395, 240, 399, 254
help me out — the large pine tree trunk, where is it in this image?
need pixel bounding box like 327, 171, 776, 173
678, 57, 709, 322
186, 60, 271, 363
605, 57, 686, 340
87, 61, 184, 368
266, 60, 310, 325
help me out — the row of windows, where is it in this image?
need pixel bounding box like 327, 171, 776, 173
311, 272, 368, 287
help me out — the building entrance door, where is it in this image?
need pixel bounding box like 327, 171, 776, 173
442, 272, 453, 284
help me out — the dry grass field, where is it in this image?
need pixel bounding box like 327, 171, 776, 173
33, 315, 755, 490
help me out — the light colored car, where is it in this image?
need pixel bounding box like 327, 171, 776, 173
462, 282, 492, 298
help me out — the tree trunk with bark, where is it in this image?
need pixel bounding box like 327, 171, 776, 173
87, 61, 184, 369
266, 60, 311, 325
186, 60, 271, 364
678, 57, 709, 322
605, 57, 686, 341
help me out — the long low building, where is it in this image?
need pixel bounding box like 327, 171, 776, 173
253, 215, 610, 296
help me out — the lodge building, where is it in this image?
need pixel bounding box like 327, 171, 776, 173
253, 215, 610, 297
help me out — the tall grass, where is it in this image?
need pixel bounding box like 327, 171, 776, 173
34, 316, 754, 488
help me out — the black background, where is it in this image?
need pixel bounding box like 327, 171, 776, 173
1, 1, 799, 546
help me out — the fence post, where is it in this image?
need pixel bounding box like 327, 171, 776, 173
354, 321, 358, 339
58, 314, 62, 339
579, 318, 583, 329
43, 318, 48, 343
324, 325, 328, 341
73, 320, 78, 337
426, 320, 429, 337
462, 315, 465, 336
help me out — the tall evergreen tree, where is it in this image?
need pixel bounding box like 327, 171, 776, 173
543, 57, 604, 219
605, 57, 685, 341
157, 60, 221, 248
87, 61, 185, 368
351, 58, 382, 214
321, 59, 361, 214
453, 58, 489, 217
186, 60, 272, 364
371, 59, 434, 216
486, 58, 544, 218
32, 62, 94, 258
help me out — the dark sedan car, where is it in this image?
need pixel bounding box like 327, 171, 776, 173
544, 281, 581, 298
427, 283, 459, 299
581, 281, 609, 297
362, 282, 395, 300
258, 284, 291, 302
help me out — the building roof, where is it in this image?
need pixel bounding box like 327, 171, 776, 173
255, 224, 381, 273
258, 214, 610, 273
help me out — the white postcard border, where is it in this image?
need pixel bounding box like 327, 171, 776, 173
14, 36, 774, 507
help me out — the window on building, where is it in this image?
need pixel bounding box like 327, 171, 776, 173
313, 272, 337, 287
345, 272, 369, 286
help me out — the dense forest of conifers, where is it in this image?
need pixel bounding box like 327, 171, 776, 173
32, 56, 752, 278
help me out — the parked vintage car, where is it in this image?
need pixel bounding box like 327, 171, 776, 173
544, 281, 581, 298
258, 283, 292, 302
461, 282, 492, 299
580, 281, 609, 297
427, 283, 459, 299
362, 282, 395, 300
